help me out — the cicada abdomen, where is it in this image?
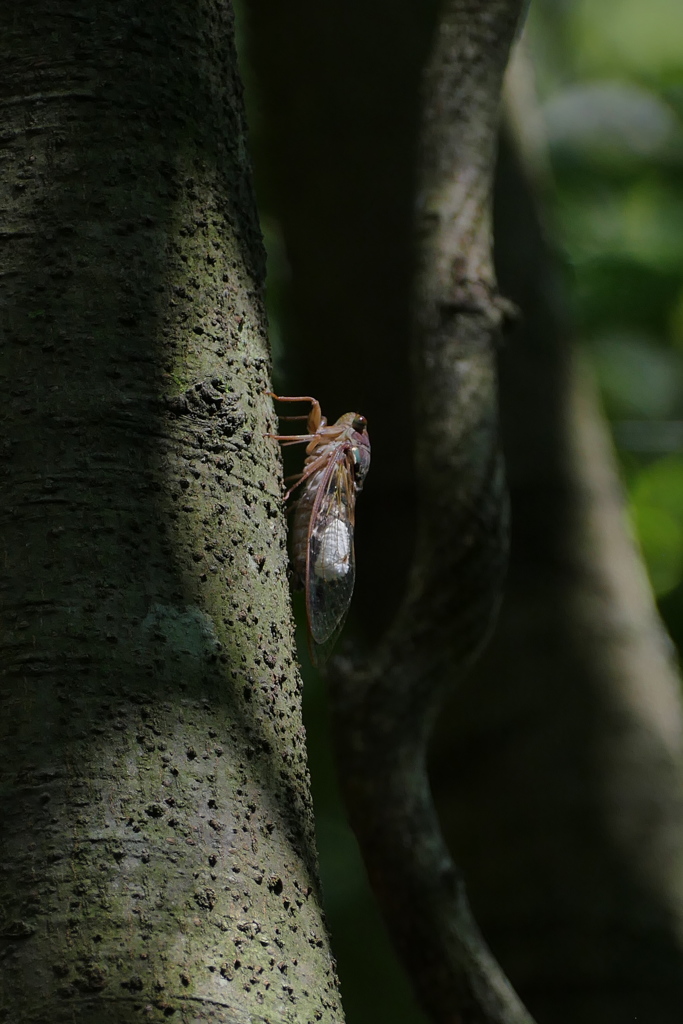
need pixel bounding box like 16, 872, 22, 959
268, 396, 371, 665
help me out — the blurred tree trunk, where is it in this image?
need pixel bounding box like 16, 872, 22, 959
244, 3, 683, 1022
430, 106, 683, 1024
0, 3, 344, 1023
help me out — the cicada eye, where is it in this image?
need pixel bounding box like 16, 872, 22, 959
352, 415, 367, 432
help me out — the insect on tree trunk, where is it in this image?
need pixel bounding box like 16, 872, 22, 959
0, 3, 345, 1023
268, 395, 371, 667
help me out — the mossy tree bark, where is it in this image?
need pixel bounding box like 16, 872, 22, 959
0, 3, 343, 1023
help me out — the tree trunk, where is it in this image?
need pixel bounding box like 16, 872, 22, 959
0, 3, 344, 1023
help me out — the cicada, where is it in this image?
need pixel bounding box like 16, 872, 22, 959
269, 394, 371, 665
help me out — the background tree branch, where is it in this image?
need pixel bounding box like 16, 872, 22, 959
430, 56, 683, 1024
242, 0, 683, 1021
329, 2, 534, 1022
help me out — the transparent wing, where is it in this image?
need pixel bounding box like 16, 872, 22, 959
305, 446, 357, 659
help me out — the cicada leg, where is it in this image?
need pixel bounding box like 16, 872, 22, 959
269, 393, 323, 434
282, 449, 332, 500
266, 433, 317, 444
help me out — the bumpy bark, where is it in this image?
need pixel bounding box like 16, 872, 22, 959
0, 3, 343, 1023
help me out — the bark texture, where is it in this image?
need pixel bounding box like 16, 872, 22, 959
0, 3, 343, 1023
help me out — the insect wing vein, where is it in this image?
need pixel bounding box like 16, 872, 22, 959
306, 445, 357, 648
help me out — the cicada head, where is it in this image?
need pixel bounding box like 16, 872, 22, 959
350, 441, 371, 492
331, 412, 371, 493
350, 415, 371, 492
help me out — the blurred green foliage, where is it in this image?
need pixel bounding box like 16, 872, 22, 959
533, 0, 683, 641
630, 457, 683, 595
